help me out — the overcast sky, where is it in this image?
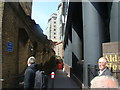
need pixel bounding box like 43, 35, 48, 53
32, 1, 60, 35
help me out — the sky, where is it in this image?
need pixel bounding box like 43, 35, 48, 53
31, 1, 60, 35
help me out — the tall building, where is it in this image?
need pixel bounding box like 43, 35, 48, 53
56, 3, 63, 41
54, 2, 64, 59
46, 3, 64, 59
46, 13, 57, 42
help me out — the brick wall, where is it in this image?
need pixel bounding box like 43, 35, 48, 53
19, 2, 32, 16
0, 2, 4, 90
2, 2, 22, 88
1, 2, 55, 88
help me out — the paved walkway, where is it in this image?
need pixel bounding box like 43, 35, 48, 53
48, 70, 80, 89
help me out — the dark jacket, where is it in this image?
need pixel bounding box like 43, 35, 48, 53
24, 63, 38, 88
98, 68, 112, 76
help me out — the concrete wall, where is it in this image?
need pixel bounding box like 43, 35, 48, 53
64, 40, 72, 77
110, 2, 120, 42
72, 28, 82, 61
82, 2, 110, 87
63, 2, 118, 88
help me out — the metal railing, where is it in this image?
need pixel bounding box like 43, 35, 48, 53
88, 64, 98, 87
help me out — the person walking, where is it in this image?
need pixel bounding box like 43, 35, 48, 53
98, 57, 112, 76
24, 56, 38, 89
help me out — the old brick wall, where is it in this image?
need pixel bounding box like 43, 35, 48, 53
0, 2, 4, 90
19, 2, 32, 16
2, 2, 26, 88
18, 29, 30, 75
35, 42, 55, 65
1, 2, 55, 88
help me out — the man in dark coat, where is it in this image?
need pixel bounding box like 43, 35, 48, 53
24, 56, 38, 89
98, 57, 112, 76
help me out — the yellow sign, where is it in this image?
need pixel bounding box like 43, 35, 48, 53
104, 54, 120, 72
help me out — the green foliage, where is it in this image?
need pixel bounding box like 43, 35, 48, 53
55, 55, 63, 62
55, 56, 61, 59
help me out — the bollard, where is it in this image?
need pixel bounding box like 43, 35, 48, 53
51, 72, 55, 90
51, 72, 55, 79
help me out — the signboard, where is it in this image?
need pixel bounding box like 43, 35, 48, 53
103, 42, 120, 85
103, 42, 120, 72
7, 41, 13, 52
104, 54, 120, 72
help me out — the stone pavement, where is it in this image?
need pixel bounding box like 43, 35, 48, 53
48, 70, 81, 89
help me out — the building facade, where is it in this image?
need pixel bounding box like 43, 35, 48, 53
63, 1, 120, 88
55, 2, 64, 59
46, 5, 64, 59
0, 2, 55, 88
54, 41, 64, 59
46, 13, 57, 42
57, 3, 63, 41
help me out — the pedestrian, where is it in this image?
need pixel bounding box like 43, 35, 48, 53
98, 57, 112, 76
24, 56, 38, 89
90, 75, 119, 88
